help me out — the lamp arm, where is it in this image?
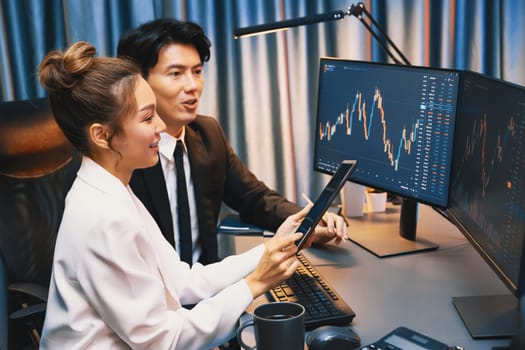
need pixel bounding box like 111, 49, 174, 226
348, 2, 411, 65
233, 10, 346, 38
233, 2, 410, 66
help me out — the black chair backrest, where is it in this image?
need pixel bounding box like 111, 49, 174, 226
0, 96, 79, 304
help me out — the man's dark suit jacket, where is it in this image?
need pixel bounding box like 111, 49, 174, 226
130, 115, 300, 265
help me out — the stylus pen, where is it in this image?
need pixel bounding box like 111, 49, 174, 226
301, 193, 348, 241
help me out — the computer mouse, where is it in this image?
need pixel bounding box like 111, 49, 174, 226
306, 325, 361, 350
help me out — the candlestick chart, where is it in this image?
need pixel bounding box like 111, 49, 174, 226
448, 72, 525, 287
318, 87, 421, 172
314, 60, 460, 207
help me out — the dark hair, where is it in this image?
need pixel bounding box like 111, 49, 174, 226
117, 18, 211, 78
38, 41, 141, 155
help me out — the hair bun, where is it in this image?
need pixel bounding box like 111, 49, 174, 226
38, 41, 97, 92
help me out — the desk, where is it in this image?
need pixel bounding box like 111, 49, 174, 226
230, 204, 512, 349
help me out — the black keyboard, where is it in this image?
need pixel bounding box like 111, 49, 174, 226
267, 253, 356, 330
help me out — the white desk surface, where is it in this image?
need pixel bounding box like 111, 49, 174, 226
229, 203, 512, 349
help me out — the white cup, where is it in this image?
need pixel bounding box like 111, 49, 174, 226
342, 182, 366, 217
366, 191, 387, 213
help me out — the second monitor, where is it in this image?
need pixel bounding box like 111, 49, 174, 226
447, 70, 525, 339
313, 57, 462, 256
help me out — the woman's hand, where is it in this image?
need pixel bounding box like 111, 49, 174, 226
245, 206, 310, 298
274, 204, 311, 238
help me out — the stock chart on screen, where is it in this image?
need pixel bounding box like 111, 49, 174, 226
314, 58, 461, 207
449, 71, 525, 291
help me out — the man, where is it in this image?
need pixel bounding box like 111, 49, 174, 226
117, 18, 346, 266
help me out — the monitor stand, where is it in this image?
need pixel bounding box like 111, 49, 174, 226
452, 294, 518, 338
347, 198, 438, 258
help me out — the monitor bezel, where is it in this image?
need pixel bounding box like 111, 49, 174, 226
313, 56, 463, 209
446, 70, 525, 297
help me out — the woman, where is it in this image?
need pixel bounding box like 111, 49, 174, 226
38, 41, 308, 350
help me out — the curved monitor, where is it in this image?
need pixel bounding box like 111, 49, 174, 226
447, 71, 525, 338
313, 57, 461, 256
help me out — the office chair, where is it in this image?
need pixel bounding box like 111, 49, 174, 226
0, 97, 80, 349
0, 257, 7, 350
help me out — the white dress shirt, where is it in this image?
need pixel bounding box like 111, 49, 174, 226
158, 129, 202, 263
40, 156, 263, 350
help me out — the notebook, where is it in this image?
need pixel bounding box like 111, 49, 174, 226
295, 160, 357, 249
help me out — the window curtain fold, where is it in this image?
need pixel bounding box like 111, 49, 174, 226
0, 0, 524, 202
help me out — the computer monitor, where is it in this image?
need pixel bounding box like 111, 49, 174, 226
446, 70, 525, 339
313, 57, 461, 257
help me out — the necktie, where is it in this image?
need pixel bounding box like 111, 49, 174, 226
174, 140, 193, 265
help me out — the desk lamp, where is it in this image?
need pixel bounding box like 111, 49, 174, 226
233, 2, 431, 257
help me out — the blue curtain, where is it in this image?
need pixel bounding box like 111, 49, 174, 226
1, 0, 524, 202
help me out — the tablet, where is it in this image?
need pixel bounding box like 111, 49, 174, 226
295, 160, 357, 249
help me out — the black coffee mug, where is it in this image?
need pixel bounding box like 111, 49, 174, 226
237, 302, 305, 350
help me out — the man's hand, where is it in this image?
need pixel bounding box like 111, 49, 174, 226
311, 211, 348, 245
